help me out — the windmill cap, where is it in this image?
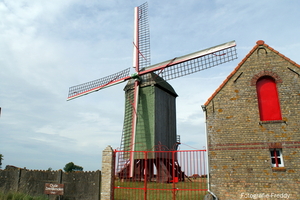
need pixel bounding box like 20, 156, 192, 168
124, 73, 178, 97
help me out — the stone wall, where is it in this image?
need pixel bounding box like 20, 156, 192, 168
204, 41, 300, 199
100, 145, 114, 200
0, 168, 101, 200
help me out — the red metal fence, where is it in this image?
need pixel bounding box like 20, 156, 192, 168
114, 149, 207, 200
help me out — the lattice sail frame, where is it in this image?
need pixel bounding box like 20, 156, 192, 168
120, 2, 151, 154
137, 2, 151, 70
68, 68, 130, 100
120, 88, 135, 155
141, 40, 237, 81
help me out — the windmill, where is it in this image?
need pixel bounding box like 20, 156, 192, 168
67, 2, 237, 182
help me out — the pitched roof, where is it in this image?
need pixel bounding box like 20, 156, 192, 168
204, 40, 300, 106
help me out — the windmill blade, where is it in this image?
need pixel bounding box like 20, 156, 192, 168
137, 2, 151, 69
67, 68, 131, 101
133, 2, 151, 71
130, 2, 151, 177
139, 40, 237, 81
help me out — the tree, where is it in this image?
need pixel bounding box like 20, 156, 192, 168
63, 162, 83, 172
0, 154, 3, 169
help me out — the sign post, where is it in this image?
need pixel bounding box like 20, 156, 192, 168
44, 183, 64, 196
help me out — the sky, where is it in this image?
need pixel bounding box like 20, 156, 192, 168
1, 0, 300, 171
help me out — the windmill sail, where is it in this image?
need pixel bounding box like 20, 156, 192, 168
133, 2, 151, 71
121, 3, 152, 156
67, 68, 131, 101
140, 40, 237, 81
137, 2, 151, 69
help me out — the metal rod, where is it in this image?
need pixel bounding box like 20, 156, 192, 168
144, 153, 148, 200
202, 105, 218, 200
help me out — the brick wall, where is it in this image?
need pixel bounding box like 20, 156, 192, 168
204, 41, 300, 199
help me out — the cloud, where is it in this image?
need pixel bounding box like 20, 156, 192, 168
1, 0, 300, 171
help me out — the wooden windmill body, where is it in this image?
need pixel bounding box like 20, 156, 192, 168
120, 73, 179, 182
122, 73, 178, 154
67, 2, 237, 182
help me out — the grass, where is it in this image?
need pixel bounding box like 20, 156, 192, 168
114, 178, 208, 200
0, 192, 48, 200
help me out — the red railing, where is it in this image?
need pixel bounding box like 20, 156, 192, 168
114, 149, 207, 200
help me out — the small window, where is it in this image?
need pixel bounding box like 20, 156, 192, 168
270, 148, 284, 167
256, 76, 282, 121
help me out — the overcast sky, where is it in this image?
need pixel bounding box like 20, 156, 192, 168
1, 0, 299, 171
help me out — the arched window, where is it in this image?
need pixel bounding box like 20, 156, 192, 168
256, 76, 282, 121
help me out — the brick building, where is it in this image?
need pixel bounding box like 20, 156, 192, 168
202, 40, 300, 199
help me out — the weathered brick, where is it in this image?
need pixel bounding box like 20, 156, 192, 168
204, 41, 300, 199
